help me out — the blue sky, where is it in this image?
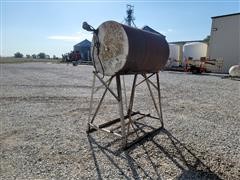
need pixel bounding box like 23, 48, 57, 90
1, 0, 239, 57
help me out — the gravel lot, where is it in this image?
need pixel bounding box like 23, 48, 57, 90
0, 63, 239, 179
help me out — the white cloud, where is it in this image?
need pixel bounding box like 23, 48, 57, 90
159, 29, 174, 35
47, 30, 92, 42
159, 30, 166, 34
48, 35, 81, 42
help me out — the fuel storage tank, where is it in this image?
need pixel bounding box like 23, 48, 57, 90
183, 42, 208, 60
167, 44, 180, 67
91, 21, 169, 76
229, 65, 240, 77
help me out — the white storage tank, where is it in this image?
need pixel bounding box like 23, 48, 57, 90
229, 65, 240, 77
167, 44, 180, 67
169, 44, 180, 61
183, 42, 208, 60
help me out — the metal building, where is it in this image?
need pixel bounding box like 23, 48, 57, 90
142, 25, 162, 35
208, 13, 240, 73
73, 39, 91, 61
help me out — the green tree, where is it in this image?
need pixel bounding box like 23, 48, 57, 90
26, 54, 31, 58
53, 55, 58, 59
37, 52, 46, 59
14, 52, 23, 58
32, 54, 37, 59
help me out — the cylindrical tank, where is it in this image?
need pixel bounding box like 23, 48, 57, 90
229, 65, 240, 77
168, 44, 180, 67
169, 44, 180, 60
183, 42, 208, 60
91, 21, 169, 76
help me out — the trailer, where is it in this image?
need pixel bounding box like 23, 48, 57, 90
185, 57, 224, 74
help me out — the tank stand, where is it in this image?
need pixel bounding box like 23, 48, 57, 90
87, 71, 164, 149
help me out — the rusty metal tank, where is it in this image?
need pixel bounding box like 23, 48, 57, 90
91, 21, 169, 76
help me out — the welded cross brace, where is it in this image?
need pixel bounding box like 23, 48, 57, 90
87, 71, 164, 149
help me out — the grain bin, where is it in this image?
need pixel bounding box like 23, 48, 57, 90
183, 42, 208, 60
167, 44, 180, 67
91, 21, 169, 76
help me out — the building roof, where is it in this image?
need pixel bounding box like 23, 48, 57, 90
211, 12, 240, 19
142, 25, 161, 35
169, 40, 204, 44
74, 39, 91, 48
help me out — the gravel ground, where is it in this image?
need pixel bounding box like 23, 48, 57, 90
0, 63, 239, 179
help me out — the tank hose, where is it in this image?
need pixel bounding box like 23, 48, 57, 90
92, 30, 105, 78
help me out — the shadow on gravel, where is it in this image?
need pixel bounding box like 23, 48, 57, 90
162, 129, 222, 180
88, 135, 152, 180
87, 127, 221, 180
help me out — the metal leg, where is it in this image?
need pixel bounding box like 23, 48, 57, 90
88, 76, 114, 133
127, 74, 138, 115
156, 73, 164, 127
126, 74, 138, 135
116, 75, 126, 147
136, 73, 156, 88
87, 72, 96, 132
143, 73, 162, 127
94, 72, 118, 101
91, 78, 113, 122
87, 72, 165, 149
122, 76, 128, 112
